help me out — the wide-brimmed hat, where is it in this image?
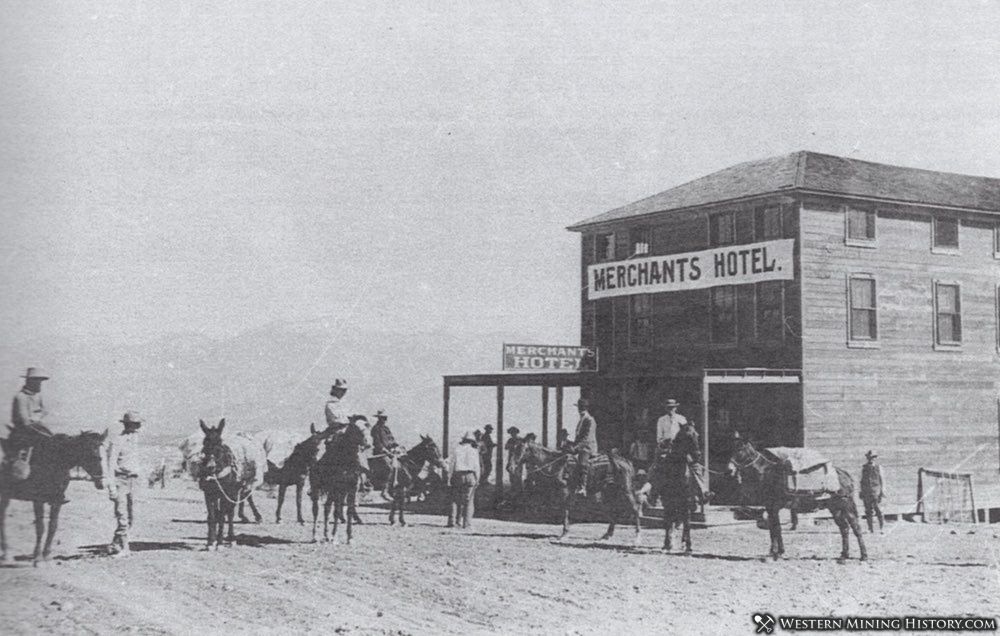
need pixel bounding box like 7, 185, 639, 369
120, 411, 144, 426
484, 424, 494, 431
374, 409, 388, 419
865, 450, 878, 460
664, 398, 680, 408
21, 367, 49, 380
507, 426, 520, 435
329, 378, 348, 394
576, 398, 590, 409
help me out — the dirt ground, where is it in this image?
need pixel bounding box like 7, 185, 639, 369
0, 480, 997, 635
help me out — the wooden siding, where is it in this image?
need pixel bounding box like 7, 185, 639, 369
800, 199, 1000, 507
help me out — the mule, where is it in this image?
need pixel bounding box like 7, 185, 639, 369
508, 440, 642, 543
264, 423, 329, 524
198, 419, 266, 550
0, 429, 107, 565
369, 435, 444, 527
643, 441, 698, 552
309, 422, 366, 543
727, 438, 867, 561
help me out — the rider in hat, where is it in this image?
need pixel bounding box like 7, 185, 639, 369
106, 411, 144, 557
324, 379, 355, 431
3, 367, 53, 481
371, 409, 401, 500
655, 398, 687, 446
571, 398, 598, 496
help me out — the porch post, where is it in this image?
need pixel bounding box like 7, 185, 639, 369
541, 386, 549, 446
496, 385, 504, 503
555, 386, 564, 444
702, 372, 710, 493
442, 382, 450, 456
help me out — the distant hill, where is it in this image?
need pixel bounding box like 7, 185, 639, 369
0, 321, 573, 449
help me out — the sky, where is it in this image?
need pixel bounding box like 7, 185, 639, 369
1, 0, 999, 358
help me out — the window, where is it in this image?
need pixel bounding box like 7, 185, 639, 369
629, 226, 651, 257
709, 212, 735, 247
845, 207, 876, 245
629, 295, 652, 349
710, 286, 737, 344
756, 206, 784, 240
932, 216, 959, 252
757, 281, 784, 340
848, 275, 878, 343
594, 233, 615, 262
934, 282, 962, 347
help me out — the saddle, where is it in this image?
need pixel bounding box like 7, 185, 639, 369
763, 447, 840, 497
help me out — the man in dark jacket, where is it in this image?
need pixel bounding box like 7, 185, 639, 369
479, 425, 496, 485
860, 450, 886, 534
371, 410, 401, 500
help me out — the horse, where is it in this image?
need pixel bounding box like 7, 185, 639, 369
263, 423, 330, 524
198, 419, 266, 550
369, 435, 444, 527
643, 440, 699, 552
309, 422, 367, 543
727, 438, 867, 561
0, 429, 107, 565
507, 439, 642, 543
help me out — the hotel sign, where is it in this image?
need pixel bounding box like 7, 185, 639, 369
503, 344, 598, 372
587, 238, 794, 300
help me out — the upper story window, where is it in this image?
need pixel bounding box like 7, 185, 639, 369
932, 216, 959, 253
756, 206, 784, 240
756, 281, 784, 341
629, 226, 651, 257
710, 285, 737, 345
594, 233, 615, 262
709, 212, 735, 247
933, 281, 962, 348
845, 207, 877, 246
847, 274, 878, 345
628, 295, 652, 350
993, 224, 1000, 259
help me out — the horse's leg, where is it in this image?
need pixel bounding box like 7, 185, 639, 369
834, 508, 850, 561
238, 501, 248, 523
599, 488, 616, 541
790, 506, 798, 531
767, 505, 783, 559
246, 494, 263, 524
42, 503, 62, 561
663, 510, 673, 551
346, 490, 354, 545
625, 487, 642, 545
397, 487, 406, 527
324, 495, 335, 543
204, 492, 216, 549
226, 500, 237, 544
310, 492, 320, 542
32, 501, 45, 565
389, 487, 397, 526
682, 509, 692, 554
295, 481, 305, 524
276, 484, 286, 523
558, 491, 571, 540
845, 500, 868, 561
0, 495, 11, 564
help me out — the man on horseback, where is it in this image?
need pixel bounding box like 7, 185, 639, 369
105, 411, 144, 558
655, 398, 686, 446
3, 367, 53, 483
571, 398, 598, 496
370, 409, 401, 500
324, 378, 355, 431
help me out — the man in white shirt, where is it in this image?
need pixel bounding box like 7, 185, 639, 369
105, 411, 144, 558
324, 378, 353, 430
655, 398, 687, 446
446, 431, 480, 529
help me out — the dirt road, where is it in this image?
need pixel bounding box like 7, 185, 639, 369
1, 481, 997, 634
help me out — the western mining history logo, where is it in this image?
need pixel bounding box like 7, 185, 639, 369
752, 614, 997, 632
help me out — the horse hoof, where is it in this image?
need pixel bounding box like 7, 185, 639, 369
275, 519, 282, 525
684, 546, 692, 554
398, 521, 405, 527
860, 555, 868, 562
298, 520, 305, 526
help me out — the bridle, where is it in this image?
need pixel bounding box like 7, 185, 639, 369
516, 442, 569, 477
728, 442, 775, 472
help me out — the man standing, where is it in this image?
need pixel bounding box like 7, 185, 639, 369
106, 411, 144, 558
370, 409, 401, 500
479, 424, 496, 485
446, 431, 480, 529
572, 398, 598, 496
4, 367, 51, 480
504, 426, 522, 493
860, 450, 886, 534
655, 398, 687, 446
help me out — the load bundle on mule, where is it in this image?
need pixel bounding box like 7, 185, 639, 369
762, 447, 841, 497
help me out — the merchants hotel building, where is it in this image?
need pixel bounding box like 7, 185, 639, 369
568, 151, 1000, 501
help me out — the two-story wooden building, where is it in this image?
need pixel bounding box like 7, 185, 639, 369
568, 151, 1000, 503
